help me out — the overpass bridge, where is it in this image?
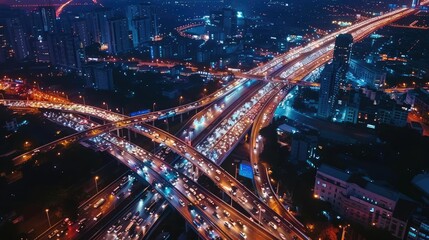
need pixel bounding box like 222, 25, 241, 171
2, 4, 426, 239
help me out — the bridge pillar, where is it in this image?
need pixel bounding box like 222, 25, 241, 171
127, 128, 131, 141
116, 129, 120, 137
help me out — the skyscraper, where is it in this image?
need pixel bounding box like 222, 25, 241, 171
317, 63, 343, 119
333, 33, 353, 76
318, 34, 353, 119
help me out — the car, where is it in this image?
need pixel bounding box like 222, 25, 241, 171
200, 204, 207, 210
223, 210, 230, 217
237, 220, 246, 228
229, 218, 236, 225
114, 225, 122, 233
179, 199, 185, 207
107, 226, 114, 233
214, 213, 221, 219
224, 221, 232, 229
279, 233, 286, 240
64, 217, 73, 226
123, 212, 132, 221
184, 184, 189, 189
76, 224, 86, 232
273, 216, 281, 223
93, 212, 103, 221
240, 232, 247, 239
48, 229, 59, 239
214, 176, 220, 181
269, 221, 278, 230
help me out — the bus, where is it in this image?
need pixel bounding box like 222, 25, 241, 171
93, 198, 106, 209
125, 221, 135, 232
111, 186, 121, 196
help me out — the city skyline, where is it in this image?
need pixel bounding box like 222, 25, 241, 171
0, 0, 428, 240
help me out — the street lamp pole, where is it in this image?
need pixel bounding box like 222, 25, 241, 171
45, 209, 51, 227
103, 102, 109, 111
79, 95, 85, 105
179, 96, 183, 123
341, 224, 350, 240
94, 176, 99, 193
164, 119, 169, 132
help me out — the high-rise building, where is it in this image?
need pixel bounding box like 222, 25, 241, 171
6, 17, 30, 61
132, 17, 151, 48
126, 4, 158, 48
317, 63, 343, 119
318, 34, 353, 119
333, 33, 353, 69
72, 19, 91, 47
85, 9, 112, 45
83, 63, 114, 90
38, 6, 56, 34
107, 18, 131, 55
210, 8, 237, 38
49, 33, 84, 70
0, 7, 30, 62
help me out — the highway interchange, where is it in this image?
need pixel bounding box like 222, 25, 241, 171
1, 4, 427, 239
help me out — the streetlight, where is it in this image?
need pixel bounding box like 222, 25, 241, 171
45, 209, 51, 227
232, 163, 238, 179
79, 95, 86, 105
94, 176, 99, 193
179, 96, 184, 122
102, 102, 109, 111
339, 224, 350, 240
164, 119, 170, 132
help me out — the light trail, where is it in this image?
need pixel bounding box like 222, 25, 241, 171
56, 0, 74, 18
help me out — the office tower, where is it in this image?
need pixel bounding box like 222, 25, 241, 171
317, 63, 343, 119
107, 18, 131, 55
